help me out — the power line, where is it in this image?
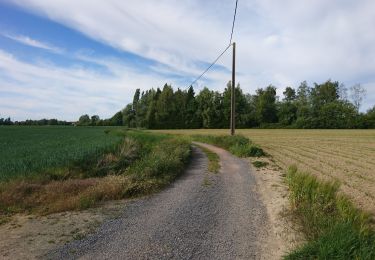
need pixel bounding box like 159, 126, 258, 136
229, 0, 239, 45
186, 0, 239, 89
188, 44, 232, 88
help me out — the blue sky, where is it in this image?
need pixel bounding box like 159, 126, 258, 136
0, 0, 374, 121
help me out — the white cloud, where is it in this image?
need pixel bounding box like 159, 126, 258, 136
2, 33, 63, 53
0, 49, 186, 121
1, 0, 375, 117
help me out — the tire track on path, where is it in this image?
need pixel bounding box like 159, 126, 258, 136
48, 144, 270, 259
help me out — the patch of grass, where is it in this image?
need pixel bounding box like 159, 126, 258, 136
246, 145, 266, 157
284, 166, 375, 259
72, 233, 85, 240
0, 131, 191, 215
252, 161, 269, 168
202, 176, 212, 187
287, 222, 375, 259
197, 146, 220, 173
123, 138, 191, 196
192, 134, 265, 157
0, 215, 10, 225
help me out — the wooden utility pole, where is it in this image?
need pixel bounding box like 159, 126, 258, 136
230, 42, 236, 136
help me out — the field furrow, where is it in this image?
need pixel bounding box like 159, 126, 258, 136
156, 129, 375, 214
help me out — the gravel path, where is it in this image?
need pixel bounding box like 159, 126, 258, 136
48, 143, 270, 259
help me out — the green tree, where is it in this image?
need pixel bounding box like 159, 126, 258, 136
243, 94, 259, 127
196, 88, 223, 128
297, 81, 311, 105
132, 88, 140, 110
318, 101, 357, 128
90, 115, 100, 126
110, 111, 123, 126
78, 114, 90, 126
294, 81, 312, 128
278, 86, 298, 126
173, 88, 187, 128
222, 81, 250, 128
136, 90, 155, 128
122, 104, 136, 128
107, 79, 367, 129
278, 102, 297, 126
359, 106, 375, 129
155, 84, 176, 129
185, 86, 201, 128
255, 85, 278, 124
146, 88, 161, 129
283, 87, 296, 102
311, 80, 339, 108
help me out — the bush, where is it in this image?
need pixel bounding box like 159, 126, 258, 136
248, 145, 266, 157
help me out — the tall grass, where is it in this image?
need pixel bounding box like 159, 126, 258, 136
0, 130, 191, 215
285, 166, 375, 259
192, 134, 265, 157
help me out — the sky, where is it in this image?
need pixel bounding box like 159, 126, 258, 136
0, 0, 374, 121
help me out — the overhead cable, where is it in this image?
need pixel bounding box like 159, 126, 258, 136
185, 0, 239, 88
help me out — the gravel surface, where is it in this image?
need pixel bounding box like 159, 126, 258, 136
48, 143, 270, 260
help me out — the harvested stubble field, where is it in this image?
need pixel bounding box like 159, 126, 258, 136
154, 129, 375, 214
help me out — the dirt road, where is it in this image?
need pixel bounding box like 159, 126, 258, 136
48, 143, 271, 259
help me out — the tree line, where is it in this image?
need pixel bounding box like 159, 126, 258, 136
77, 80, 375, 129
0, 118, 72, 126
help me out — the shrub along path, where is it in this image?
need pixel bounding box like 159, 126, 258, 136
49, 144, 273, 259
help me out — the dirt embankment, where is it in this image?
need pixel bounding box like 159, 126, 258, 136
249, 156, 305, 257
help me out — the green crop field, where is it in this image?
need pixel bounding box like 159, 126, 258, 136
0, 126, 123, 181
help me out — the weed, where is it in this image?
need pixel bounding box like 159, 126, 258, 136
285, 166, 375, 259
72, 233, 85, 240
202, 176, 212, 187
192, 134, 265, 158
69, 249, 77, 254
0, 216, 10, 225
197, 146, 220, 173
78, 196, 96, 210
247, 145, 266, 157
252, 161, 269, 168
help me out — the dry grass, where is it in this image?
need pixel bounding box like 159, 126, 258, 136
0, 133, 191, 217
153, 129, 375, 214
0, 176, 126, 214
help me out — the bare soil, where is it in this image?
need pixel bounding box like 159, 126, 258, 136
0, 200, 126, 259
249, 157, 305, 258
